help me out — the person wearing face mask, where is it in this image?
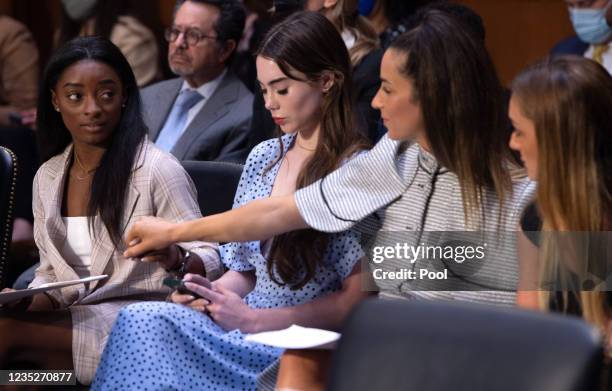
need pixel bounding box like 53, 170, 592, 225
58, 0, 164, 87
552, 0, 612, 74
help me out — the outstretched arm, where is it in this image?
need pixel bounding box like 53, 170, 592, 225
125, 194, 308, 258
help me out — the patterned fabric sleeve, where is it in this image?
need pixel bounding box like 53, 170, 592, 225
29, 170, 64, 305
220, 140, 277, 271
326, 230, 365, 281
295, 134, 407, 233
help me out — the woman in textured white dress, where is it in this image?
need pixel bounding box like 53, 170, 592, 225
92, 12, 370, 391
0, 36, 219, 384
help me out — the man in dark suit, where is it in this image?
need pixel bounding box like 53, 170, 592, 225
141, 0, 253, 163
551, 0, 612, 75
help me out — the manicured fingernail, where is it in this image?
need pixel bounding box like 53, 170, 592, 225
128, 239, 139, 246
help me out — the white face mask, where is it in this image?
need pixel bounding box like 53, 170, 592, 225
62, 0, 98, 21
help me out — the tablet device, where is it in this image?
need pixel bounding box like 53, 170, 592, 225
0, 275, 108, 305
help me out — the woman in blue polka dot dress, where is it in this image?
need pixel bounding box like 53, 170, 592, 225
92, 12, 370, 391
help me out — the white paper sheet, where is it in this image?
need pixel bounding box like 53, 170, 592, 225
0, 275, 108, 305
245, 325, 341, 349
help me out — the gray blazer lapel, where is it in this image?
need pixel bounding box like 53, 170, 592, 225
146, 79, 182, 141
170, 72, 239, 160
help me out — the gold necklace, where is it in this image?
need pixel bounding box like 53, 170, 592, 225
71, 150, 98, 181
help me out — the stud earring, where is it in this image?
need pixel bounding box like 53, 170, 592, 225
122, 102, 126, 108
54, 106, 60, 112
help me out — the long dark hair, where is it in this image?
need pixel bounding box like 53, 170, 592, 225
257, 11, 370, 289
37, 36, 147, 246
390, 9, 513, 225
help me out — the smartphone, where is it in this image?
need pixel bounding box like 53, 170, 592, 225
162, 277, 211, 298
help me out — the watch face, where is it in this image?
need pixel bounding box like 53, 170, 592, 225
177, 249, 192, 277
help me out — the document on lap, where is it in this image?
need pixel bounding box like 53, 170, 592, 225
245, 325, 341, 350
0, 275, 108, 304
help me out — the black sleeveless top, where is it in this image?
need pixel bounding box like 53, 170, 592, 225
520, 202, 582, 314
520, 202, 612, 315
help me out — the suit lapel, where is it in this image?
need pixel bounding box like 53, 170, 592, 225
148, 79, 182, 141
43, 146, 82, 300
170, 72, 237, 159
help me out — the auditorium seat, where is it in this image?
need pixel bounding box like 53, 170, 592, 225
182, 160, 244, 217
328, 299, 604, 391
0, 146, 18, 289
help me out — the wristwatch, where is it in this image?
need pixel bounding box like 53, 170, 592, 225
168, 247, 191, 277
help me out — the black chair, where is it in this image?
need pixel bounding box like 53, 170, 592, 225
182, 160, 244, 216
328, 299, 604, 391
0, 146, 18, 289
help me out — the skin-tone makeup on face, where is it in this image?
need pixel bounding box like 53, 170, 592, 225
508, 96, 539, 180
256, 55, 332, 195
371, 48, 428, 150
51, 59, 125, 216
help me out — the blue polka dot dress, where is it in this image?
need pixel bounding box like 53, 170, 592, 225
91, 134, 364, 391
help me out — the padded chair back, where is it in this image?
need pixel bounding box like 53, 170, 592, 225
182, 160, 244, 216
328, 299, 604, 391
0, 147, 17, 289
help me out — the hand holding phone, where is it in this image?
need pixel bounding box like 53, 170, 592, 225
163, 276, 211, 298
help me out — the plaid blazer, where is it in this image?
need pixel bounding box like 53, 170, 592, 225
30, 140, 221, 384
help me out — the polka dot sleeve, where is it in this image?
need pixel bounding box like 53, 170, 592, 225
221, 139, 279, 271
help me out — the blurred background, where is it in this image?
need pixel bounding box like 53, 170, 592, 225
0, 0, 574, 86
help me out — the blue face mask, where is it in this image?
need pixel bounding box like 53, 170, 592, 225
569, 2, 612, 44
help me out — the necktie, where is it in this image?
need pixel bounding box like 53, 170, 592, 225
593, 43, 610, 65
156, 89, 203, 152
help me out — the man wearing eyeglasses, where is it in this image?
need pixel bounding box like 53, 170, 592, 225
141, 0, 253, 163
